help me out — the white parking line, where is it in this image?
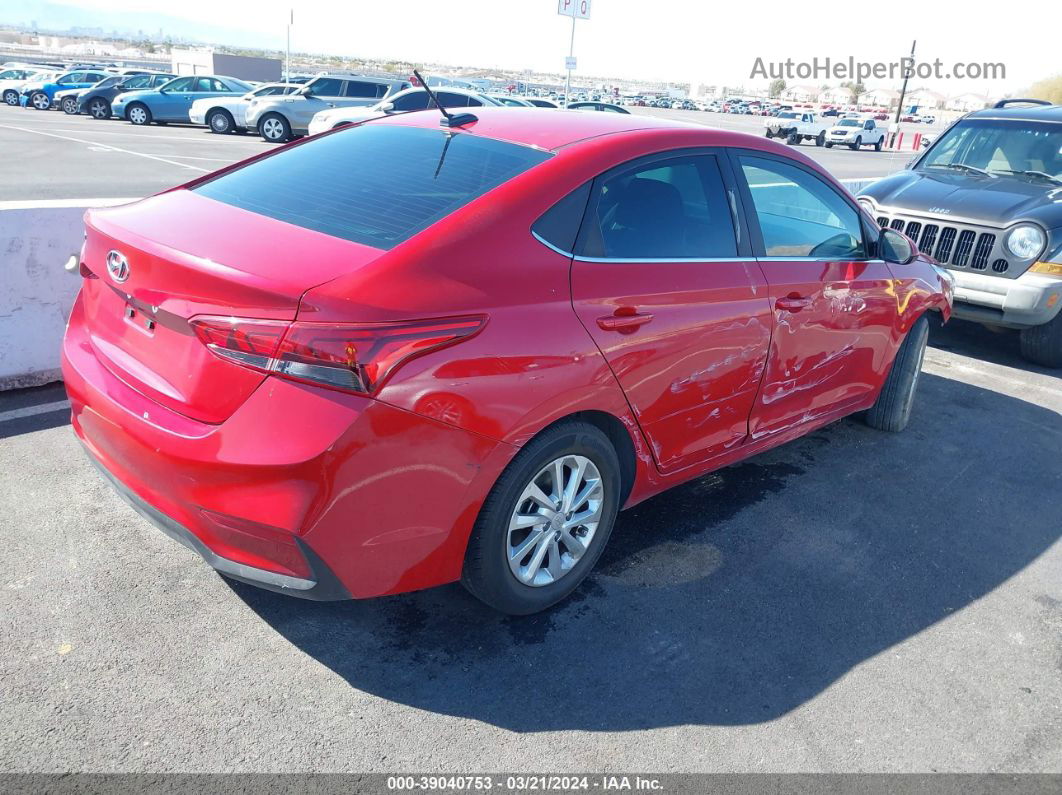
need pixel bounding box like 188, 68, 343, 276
0, 197, 136, 210
0, 400, 70, 423
17, 125, 265, 145
0, 123, 210, 172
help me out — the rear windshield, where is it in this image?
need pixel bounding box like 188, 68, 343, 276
193, 124, 552, 249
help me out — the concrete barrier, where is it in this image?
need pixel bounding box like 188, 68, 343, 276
0, 199, 133, 390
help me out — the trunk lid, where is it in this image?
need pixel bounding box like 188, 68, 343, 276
80, 190, 385, 424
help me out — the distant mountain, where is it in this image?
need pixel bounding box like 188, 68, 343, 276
2, 1, 284, 50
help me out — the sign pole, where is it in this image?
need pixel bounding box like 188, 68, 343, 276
564, 11, 575, 107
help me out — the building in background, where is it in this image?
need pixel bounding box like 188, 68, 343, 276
171, 48, 280, 81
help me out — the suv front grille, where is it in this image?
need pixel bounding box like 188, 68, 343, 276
875, 212, 1013, 278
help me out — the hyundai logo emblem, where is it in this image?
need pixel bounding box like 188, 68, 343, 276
106, 250, 130, 283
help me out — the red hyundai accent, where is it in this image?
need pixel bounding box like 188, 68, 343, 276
62, 108, 952, 614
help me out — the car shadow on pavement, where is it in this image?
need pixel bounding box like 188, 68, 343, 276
227, 372, 1061, 731
929, 317, 1061, 378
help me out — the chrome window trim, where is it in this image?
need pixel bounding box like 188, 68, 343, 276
531, 230, 573, 258
574, 255, 759, 264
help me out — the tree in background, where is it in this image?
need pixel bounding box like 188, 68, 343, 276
1028, 74, 1062, 104
769, 78, 786, 98
841, 81, 867, 104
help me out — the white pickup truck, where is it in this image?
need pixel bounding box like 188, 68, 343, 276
764, 110, 830, 146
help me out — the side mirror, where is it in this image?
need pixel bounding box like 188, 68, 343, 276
298, 85, 312, 96
379, 101, 395, 112
880, 227, 917, 265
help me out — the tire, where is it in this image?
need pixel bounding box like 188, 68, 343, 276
864, 316, 929, 432
874, 136, 884, 151
786, 132, 799, 145
1019, 312, 1062, 368
825, 142, 833, 148
127, 102, 152, 125
461, 421, 622, 615
258, 112, 292, 142
30, 91, 51, 111
61, 96, 78, 114
207, 108, 234, 134
765, 130, 773, 138
815, 131, 825, 147
850, 135, 862, 151
87, 98, 110, 119
2, 89, 17, 106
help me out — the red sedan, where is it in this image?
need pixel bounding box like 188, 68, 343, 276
63, 108, 951, 614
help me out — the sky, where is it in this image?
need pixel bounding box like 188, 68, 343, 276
40, 0, 1062, 95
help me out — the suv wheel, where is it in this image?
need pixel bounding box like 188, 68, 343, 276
259, 113, 292, 142
207, 109, 234, 134
786, 131, 800, 145
461, 421, 621, 614
88, 98, 110, 119
30, 91, 51, 110
815, 131, 825, 146
61, 96, 78, 114
1019, 312, 1062, 368
874, 136, 884, 151
864, 315, 929, 432
850, 135, 862, 151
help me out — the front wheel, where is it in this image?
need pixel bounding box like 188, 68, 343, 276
207, 108, 234, 134
825, 142, 833, 148
850, 135, 862, 151
61, 96, 78, 114
87, 98, 110, 119
1019, 312, 1062, 368
786, 132, 799, 145
258, 113, 292, 142
461, 421, 621, 614
765, 129, 773, 138
127, 103, 152, 125
864, 316, 929, 432
30, 91, 51, 110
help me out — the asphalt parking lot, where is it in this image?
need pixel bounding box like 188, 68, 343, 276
1, 320, 1060, 772
1, 98, 1060, 775
0, 103, 932, 201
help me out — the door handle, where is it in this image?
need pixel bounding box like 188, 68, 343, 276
775, 294, 812, 312
597, 311, 653, 332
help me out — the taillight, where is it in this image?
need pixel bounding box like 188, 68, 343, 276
190, 316, 485, 394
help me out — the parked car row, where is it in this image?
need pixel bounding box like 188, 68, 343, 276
2, 66, 630, 142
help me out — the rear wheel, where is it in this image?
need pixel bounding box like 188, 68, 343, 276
864, 316, 929, 432
30, 91, 51, 110
1019, 312, 1062, 368
874, 136, 884, 151
462, 421, 621, 615
207, 108, 234, 134
61, 96, 78, 114
127, 103, 151, 125
88, 98, 110, 119
2, 89, 17, 106
258, 113, 292, 142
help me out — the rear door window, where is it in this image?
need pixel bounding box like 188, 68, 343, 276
343, 80, 384, 98
193, 125, 551, 250
309, 78, 344, 97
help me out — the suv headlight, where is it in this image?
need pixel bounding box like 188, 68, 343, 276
1006, 224, 1046, 260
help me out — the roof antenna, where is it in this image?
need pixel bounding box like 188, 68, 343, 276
413, 69, 478, 128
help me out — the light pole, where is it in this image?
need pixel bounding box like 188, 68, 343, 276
563, 10, 575, 106
285, 9, 292, 83
891, 39, 916, 147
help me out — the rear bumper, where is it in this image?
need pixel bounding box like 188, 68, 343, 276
62, 290, 512, 600
83, 445, 351, 600
950, 269, 1062, 328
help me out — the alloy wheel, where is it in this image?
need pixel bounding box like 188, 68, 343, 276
62, 97, 77, 114
89, 100, 108, 119
261, 117, 285, 140
31, 93, 50, 110
506, 454, 603, 587
209, 112, 230, 133
3, 90, 17, 106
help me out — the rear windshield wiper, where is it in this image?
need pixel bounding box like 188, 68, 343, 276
989, 169, 1062, 185
924, 163, 994, 177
